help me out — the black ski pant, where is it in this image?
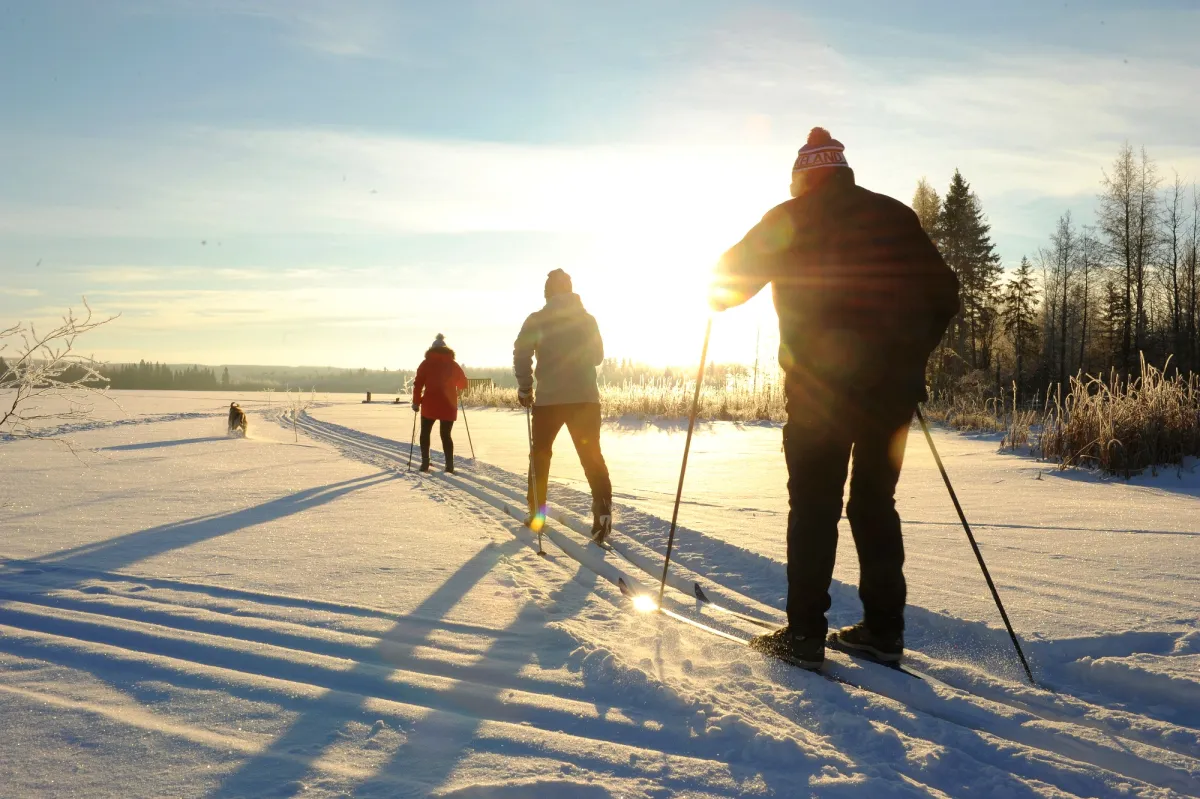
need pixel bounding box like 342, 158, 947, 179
527, 402, 612, 517
420, 417, 455, 469
783, 389, 913, 639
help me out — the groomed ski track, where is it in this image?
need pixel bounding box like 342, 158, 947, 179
285, 408, 1200, 796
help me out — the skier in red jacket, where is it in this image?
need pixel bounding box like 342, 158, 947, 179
412, 334, 469, 473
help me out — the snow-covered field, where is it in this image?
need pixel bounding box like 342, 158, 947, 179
1, 391, 1197, 797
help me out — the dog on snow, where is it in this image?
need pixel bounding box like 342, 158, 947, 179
228, 402, 248, 435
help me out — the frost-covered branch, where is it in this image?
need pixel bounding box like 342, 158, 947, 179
0, 299, 119, 442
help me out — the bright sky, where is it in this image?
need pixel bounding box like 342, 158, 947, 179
3, 1, 1199, 370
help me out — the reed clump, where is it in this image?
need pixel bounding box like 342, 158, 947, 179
924, 358, 1200, 475
1038, 357, 1200, 476
466, 376, 788, 423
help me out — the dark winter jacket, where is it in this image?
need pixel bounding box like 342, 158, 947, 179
414, 347, 468, 421
712, 171, 959, 403
513, 292, 604, 406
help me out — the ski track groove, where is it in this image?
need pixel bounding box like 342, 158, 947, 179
0, 583, 598, 703
0, 599, 712, 757
0, 626, 775, 797
286, 411, 1200, 795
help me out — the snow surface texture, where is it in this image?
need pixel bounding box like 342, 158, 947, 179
0, 392, 1196, 798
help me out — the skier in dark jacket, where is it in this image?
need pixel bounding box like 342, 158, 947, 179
514, 269, 613, 543
711, 128, 959, 668
412, 334, 469, 473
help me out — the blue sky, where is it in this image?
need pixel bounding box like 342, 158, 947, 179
3, 0, 1198, 369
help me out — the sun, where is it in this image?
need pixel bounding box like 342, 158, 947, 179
558, 161, 786, 368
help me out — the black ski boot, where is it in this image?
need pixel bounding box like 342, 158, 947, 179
828, 622, 904, 663
590, 499, 612, 545
444, 455, 455, 474
419, 458, 431, 473
749, 627, 825, 670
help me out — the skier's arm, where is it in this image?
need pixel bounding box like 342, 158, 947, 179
903, 215, 960, 351
710, 208, 791, 311
590, 316, 604, 366
513, 314, 539, 394
412, 361, 427, 406
453, 362, 468, 392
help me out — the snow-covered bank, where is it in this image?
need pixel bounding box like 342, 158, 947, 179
0, 392, 1196, 797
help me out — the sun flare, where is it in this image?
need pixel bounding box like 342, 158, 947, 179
631, 594, 659, 613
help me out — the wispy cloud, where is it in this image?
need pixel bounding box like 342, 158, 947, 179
145, 0, 409, 59
0, 288, 42, 297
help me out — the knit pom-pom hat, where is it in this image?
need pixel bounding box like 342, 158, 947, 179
792, 127, 849, 173
430, 333, 447, 349
544, 268, 573, 298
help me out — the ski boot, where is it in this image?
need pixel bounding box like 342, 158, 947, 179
590, 499, 612, 545
749, 627, 825, 670
444, 455, 455, 475
828, 622, 903, 663
523, 509, 545, 532
419, 457, 431, 473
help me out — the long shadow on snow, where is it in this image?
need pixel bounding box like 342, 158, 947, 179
213, 537, 782, 798
100, 436, 232, 451
37, 472, 396, 574
301, 416, 1025, 678
348, 553, 809, 797
0, 411, 225, 444
213, 536, 572, 797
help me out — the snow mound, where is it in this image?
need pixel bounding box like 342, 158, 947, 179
1068, 654, 1200, 718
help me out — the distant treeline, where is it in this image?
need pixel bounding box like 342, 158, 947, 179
105, 361, 223, 390
5, 356, 766, 395
91, 361, 420, 394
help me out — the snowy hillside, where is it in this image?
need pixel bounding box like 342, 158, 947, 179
0, 392, 1196, 798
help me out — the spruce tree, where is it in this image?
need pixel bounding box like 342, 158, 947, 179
1001, 257, 1039, 397
936, 170, 1003, 371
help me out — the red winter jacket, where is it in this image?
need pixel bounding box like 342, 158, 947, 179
414, 348, 468, 421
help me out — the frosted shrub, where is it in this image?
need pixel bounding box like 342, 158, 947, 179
1039, 357, 1200, 476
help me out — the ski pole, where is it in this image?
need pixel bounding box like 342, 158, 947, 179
915, 406, 1037, 687
658, 317, 713, 606
526, 404, 545, 557
407, 409, 418, 471
459, 395, 476, 461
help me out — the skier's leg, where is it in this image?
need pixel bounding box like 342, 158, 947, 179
440, 420, 455, 471
418, 417, 435, 472
528, 405, 565, 517
845, 406, 913, 638
783, 393, 852, 638
564, 402, 612, 514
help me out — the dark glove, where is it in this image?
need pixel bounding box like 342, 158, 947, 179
411, 400, 420, 413
517, 388, 533, 408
